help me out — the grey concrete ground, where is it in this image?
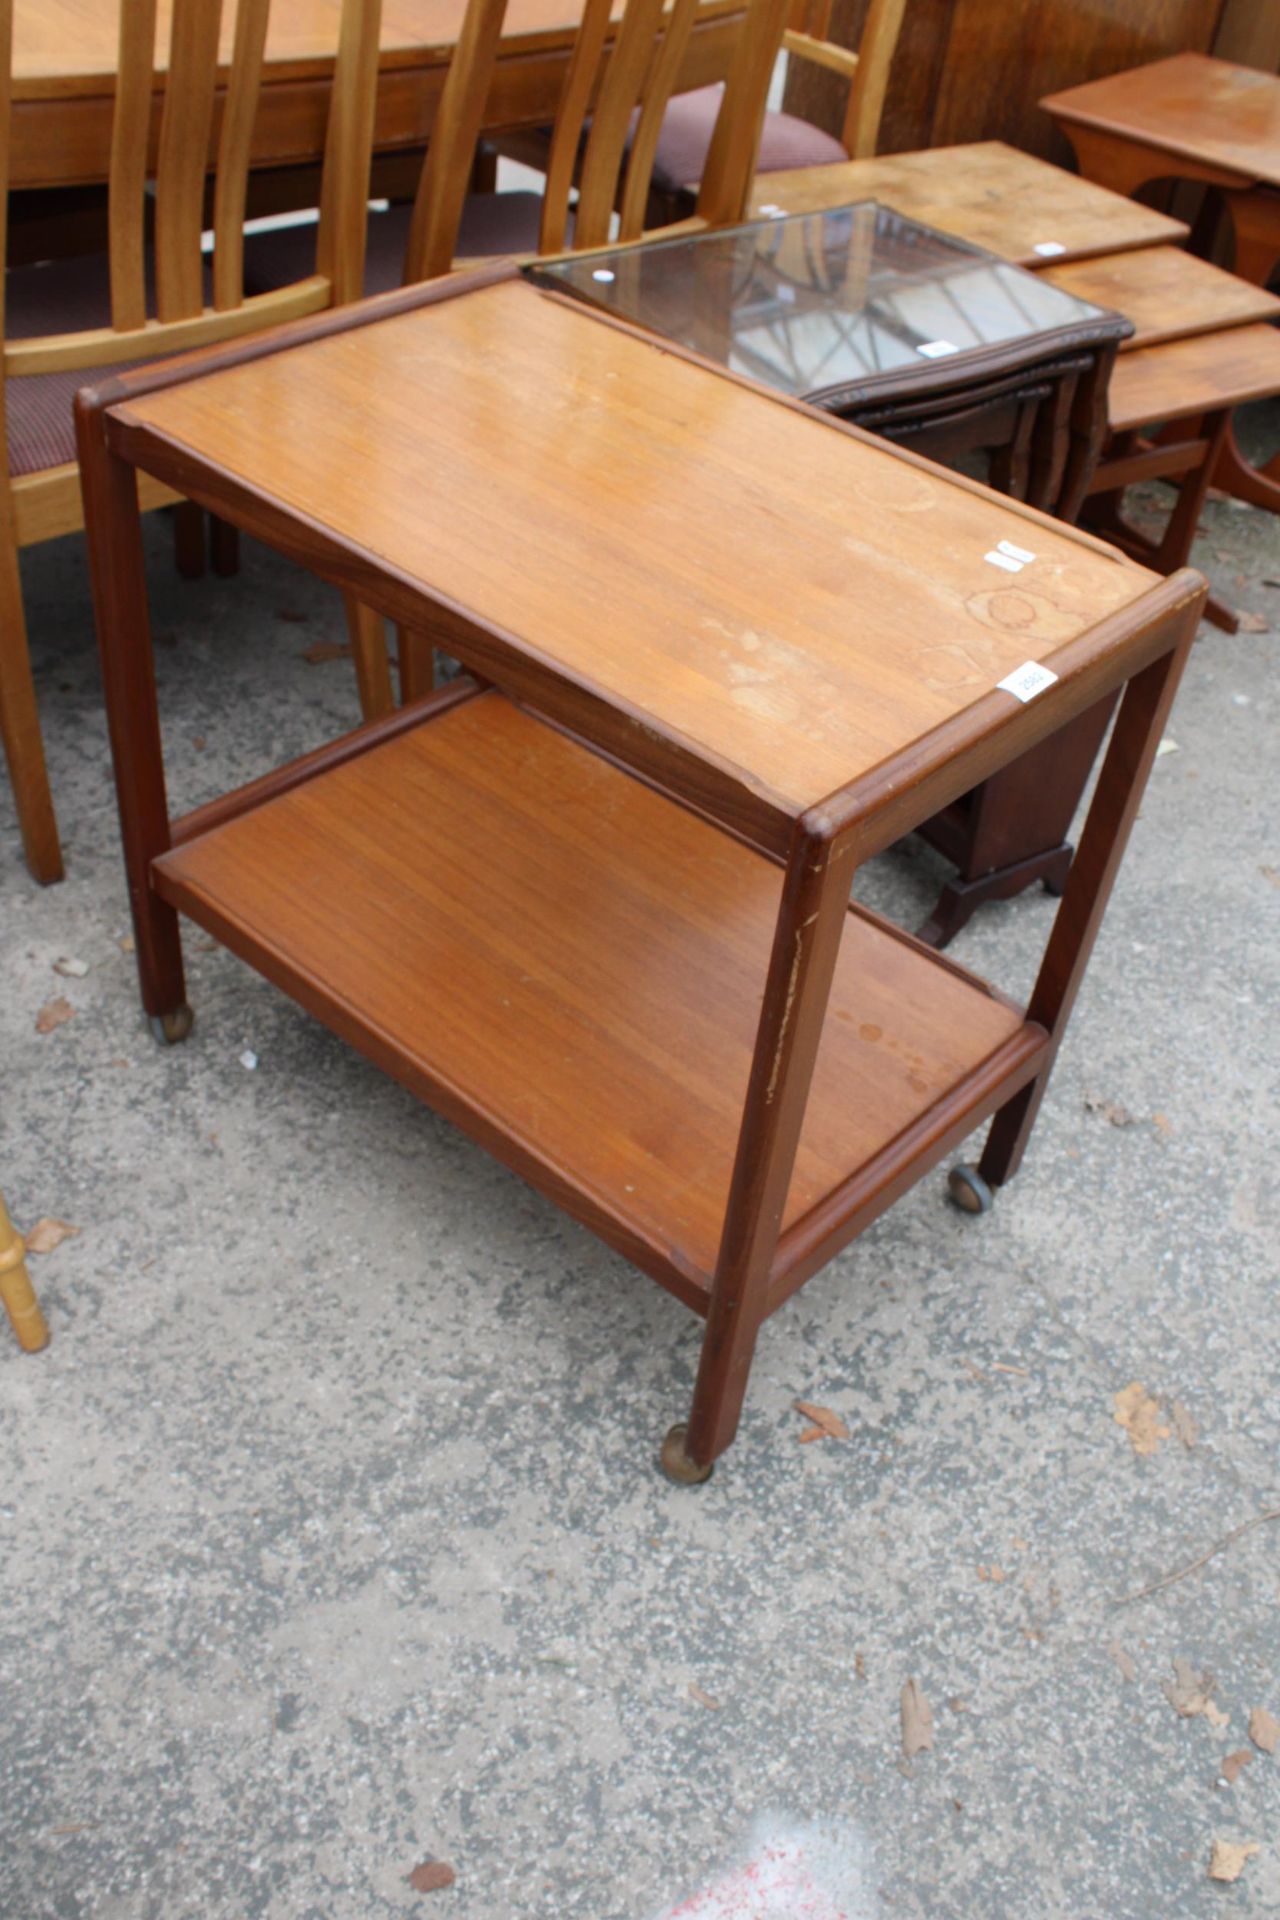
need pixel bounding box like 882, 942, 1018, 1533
1, 433, 1278, 1920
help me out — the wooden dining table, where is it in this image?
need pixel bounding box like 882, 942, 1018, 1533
11, 0, 741, 191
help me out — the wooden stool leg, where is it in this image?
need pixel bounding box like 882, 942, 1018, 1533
0, 1193, 49, 1352
343, 595, 396, 720
0, 535, 63, 884
172, 500, 207, 578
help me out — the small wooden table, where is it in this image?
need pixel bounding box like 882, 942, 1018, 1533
1044, 54, 1280, 514
75, 268, 1205, 1478
747, 142, 1190, 267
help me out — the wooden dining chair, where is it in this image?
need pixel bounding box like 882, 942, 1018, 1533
0, 0, 383, 884
246, 0, 794, 707
644, 0, 907, 221
0, 1189, 48, 1352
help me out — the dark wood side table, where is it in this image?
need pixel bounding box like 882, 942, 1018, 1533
75, 267, 1205, 1479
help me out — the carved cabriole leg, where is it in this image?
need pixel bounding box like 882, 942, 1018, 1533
670, 823, 859, 1478
979, 603, 1201, 1191
75, 404, 189, 1024
343, 594, 396, 720
0, 1192, 49, 1353
0, 523, 62, 883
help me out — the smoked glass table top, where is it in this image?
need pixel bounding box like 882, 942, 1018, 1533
527, 202, 1126, 408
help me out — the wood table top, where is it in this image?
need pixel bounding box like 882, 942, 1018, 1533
107, 274, 1186, 843
747, 142, 1189, 267
1037, 245, 1280, 353
1042, 54, 1280, 192
13, 0, 651, 94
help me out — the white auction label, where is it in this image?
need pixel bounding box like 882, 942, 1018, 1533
998, 661, 1059, 702
1033, 240, 1066, 257
917, 339, 958, 358
984, 549, 1024, 573
996, 538, 1036, 564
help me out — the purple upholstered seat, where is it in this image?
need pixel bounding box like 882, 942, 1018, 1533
4, 252, 191, 478
243, 191, 550, 301
650, 84, 847, 196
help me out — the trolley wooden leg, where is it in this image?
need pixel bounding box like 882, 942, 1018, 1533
667, 822, 858, 1478
0, 1193, 49, 1353
75, 401, 189, 1027
979, 601, 1201, 1191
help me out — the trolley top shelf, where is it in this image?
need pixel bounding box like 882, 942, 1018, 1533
102, 273, 1197, 854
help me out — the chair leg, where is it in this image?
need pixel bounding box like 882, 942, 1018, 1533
342, 594, 396, 720
0, 1191, 50, 1352
210, 516, 240, 578
172, 500, 207, 578
0, 534, 63, 883
396, 624, 435, 703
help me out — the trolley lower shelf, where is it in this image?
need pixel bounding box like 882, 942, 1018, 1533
153, 688, 1049, 1308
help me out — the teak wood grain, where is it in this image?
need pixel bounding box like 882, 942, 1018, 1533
11, 0, 743, 191
1037, 246, 1280, 354
77, 264, 1209, 1472
1043, 53, 1280, 194
106, 277, 1164, 840
747, 141, 1188, 266
1105, 321, 1280, 434
152, 691, 1035, 1297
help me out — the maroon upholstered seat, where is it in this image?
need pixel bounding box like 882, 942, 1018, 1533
4, 253, 182, 478
650, 84, 847, 197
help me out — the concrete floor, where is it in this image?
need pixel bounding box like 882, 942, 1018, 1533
2, 442, 1278, 1920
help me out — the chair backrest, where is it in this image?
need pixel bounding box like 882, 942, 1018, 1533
0, 0, 383, 382
400, 0, 792, 283
783, 0, 905, 157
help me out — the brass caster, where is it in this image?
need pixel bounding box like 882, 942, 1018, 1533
659, 1423, 714, 1486
148, 1004, 194, 1046
947, 1163, 993, 1215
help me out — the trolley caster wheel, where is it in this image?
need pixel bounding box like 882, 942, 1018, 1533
947, 1164, 993, 1215
659, 1423, 714, 1486
148, 1005, 194, 1046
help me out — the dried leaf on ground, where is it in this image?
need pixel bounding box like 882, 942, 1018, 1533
1263, 866, 1280, 889
688, 1683, 720, 1711
1221, 1750, 1253, 1785
1085, 1096, 1136, 1127
793, 1399, 848, 1442
1249, 1706, 1279, 1754
24, 1218, 80, 1256
300, 640, 352, 665
1152, 1112, 1173, 1138
118, 932, 135, 954
52, 956, 89, 978
407, 1861, 455, 1892
1171, 1401, 1199, 1449
1236, 609, 1268, 633
35, 997, 75, 1035
1164, 1658, 1229, 1727
1108, 1640, 1137, 1683
901, 1678, 934, 1759
1208, 1839, 1259, 1884
1114, 1383, 1170, 1456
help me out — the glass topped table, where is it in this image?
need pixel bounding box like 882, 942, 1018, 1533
531, 206, 1137, 947
527, 201, 1129, 421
